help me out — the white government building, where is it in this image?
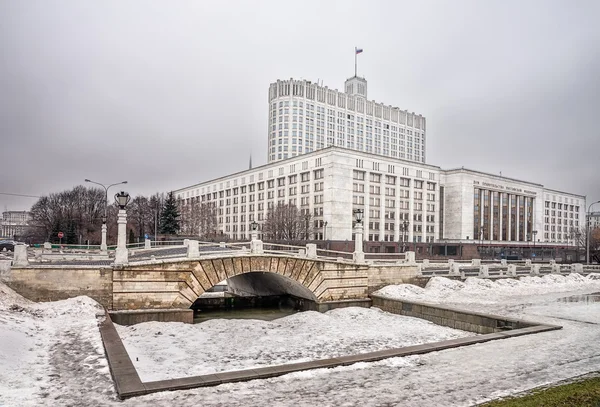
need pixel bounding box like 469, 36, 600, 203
267, 77, 426, 164
174, 76, 585, 247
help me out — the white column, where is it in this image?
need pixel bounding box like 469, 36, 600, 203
114, 209, 128, 265
187, 240, 199, 258
499, 193, 503, 241
13, 244, 29, 267
250, 227, 263, 254
393, 185, 400, 243
408, 181, 414, 243
100, 223, 108, 253
515, 196, 520, 242
353, 222, 365, 262
489, 191, 494, 241
480, 190, 484, 241
524, 196, 528, 242
508, 195, 512, 241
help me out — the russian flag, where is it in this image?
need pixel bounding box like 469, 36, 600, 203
355, 48, 363, 54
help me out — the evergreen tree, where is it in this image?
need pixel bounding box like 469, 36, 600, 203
159, 192, 180, 235
66, 221, 77, 245
128, 229, 135, 244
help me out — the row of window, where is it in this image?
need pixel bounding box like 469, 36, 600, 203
544, 201, 579, 211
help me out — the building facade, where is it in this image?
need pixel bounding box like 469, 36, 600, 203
441, 169, 585, 245
1, 211, 32, 239
589, 211, 600, 229
174, 146, 586, 246
176, 147, 439, 243
174, 75, 586, 248
267, 77, 426, 164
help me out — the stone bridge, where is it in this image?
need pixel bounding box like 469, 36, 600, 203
2, 242, 420, 311
113, 253, 418, 310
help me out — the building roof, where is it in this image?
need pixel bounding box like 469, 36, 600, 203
173, 146, 442, 193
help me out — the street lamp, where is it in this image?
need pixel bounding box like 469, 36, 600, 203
575, 230, 582, 262
85, 179, 128, 252
400, 220, 409, 253
587, 200, 600, 264
352, 209, 364, 262
532, 230, 538, 256
353, 208, 364, 224
115, 191, 131, 209
114, 191, 131, 266
250, 220, 259, 241
323, 221, 328, 241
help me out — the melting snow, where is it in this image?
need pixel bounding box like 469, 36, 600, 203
1, 273, 600, 406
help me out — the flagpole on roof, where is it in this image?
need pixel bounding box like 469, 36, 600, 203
354, 47, 357, 77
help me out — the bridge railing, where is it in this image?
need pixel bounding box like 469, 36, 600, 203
262, 242, 309, 252
36, 243, 103, 251
364, 252, 406, 259
315, 248, 354, 260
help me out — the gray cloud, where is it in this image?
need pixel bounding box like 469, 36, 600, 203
1, 0, 599, 212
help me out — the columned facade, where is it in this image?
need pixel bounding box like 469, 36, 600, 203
442, 169, 584, 245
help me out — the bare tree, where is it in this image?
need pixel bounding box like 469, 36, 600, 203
180, 200, 218, 239
262, 203, 313, 241
27, 186, 105, 244
129, 196, 153, 239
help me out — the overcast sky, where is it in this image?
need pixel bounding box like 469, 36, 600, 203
1, 0, 599, 212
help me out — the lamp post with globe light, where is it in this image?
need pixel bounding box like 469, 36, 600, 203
250, 220, 259, 241
353, 209, 364, 262
400, 220, 409, 253
114, 191, 131, 266
84, 179, 127, 252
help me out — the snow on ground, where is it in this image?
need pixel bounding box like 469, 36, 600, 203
116, 307, 474, 381
1, 274, 600, 406
0, 283, 116, 407
375, 273, 599, 306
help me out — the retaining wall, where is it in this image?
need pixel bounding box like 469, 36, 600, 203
4, 266, 113, 308
366, 265, 420, 293
109, 309, 193, 325
371, 295, 535, 334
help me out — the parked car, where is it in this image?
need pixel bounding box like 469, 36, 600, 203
0, 240, 27, 252
0, 240, 15, 252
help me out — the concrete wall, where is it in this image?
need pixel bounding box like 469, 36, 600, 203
366, 264, 420, 293
371, 295, 534, 334
109, 309, 193, 325
4, 266, 113, 308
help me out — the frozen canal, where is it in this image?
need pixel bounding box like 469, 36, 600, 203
1, 274, 600, 406
115, 307, 474, 381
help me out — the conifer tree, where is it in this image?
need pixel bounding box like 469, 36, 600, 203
159, 192, 180, 235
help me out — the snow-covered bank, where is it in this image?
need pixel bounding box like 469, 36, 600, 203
116, 306, 474, 381
2, 273, 600, 406
0, 283, 115, 407
374, 273, 600, 306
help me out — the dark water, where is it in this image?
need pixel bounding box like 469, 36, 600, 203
193, 307, 298, 323
558, 292, 600, 303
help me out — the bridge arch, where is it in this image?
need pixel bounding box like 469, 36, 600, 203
225, 272, 318, 301
112, 254, 370, 310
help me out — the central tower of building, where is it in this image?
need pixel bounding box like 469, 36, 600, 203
267, 76, 426, 164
